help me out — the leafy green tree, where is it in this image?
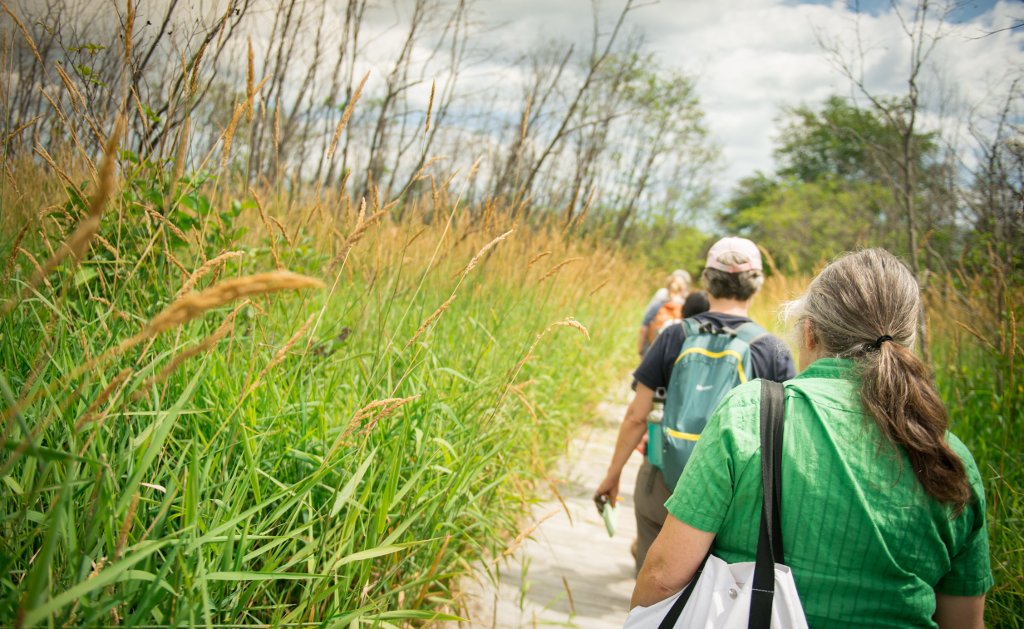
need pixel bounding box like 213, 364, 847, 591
774, 96, 931, 184
603, 55, 719, 241
722, 95, 953, 274
723, 179, 889, 274
642, 223, 712, 276
726, 172, 777, 215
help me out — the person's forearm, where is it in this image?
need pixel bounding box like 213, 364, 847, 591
596, 385, 654, 504
934, 593, 985, 629
637, 327, 647, 355
632, 566, 681, 608
631, 516, 715, 608
606, 405, 647, 479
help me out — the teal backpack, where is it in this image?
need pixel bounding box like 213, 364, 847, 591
655, 318, 766, 489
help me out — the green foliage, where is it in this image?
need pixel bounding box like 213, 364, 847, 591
641, 223, 712, 276
588, 53, 719, 243
73, 64, 107, 88
774, 95, 938, 184
958, 121, 1024, 275
722, 95, 957, 273
0, 164, 641, 625
930, 309, 1024, 627
726, 172, 777, 215
723, 178, 890, 273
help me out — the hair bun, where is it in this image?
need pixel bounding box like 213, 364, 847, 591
866, 335, 894, 351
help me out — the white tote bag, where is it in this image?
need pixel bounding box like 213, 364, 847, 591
623, 555, 807, 629
623, 381, 809, 629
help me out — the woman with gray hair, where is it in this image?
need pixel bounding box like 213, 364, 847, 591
632, 249, 992, 627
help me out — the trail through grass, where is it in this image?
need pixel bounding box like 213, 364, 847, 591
1, 158, 1019, 626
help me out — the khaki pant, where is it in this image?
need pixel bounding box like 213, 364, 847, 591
633, 458, 672, 575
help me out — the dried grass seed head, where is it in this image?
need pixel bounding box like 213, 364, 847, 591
146, 270, 323, 336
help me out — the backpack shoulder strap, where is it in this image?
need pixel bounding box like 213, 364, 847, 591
734, 321, 768, 346
682, 317, 701, 340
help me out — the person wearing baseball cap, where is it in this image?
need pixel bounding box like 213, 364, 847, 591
596, 236, 796, 574
705, 236, 763, 273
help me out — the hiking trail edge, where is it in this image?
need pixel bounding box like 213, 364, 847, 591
445, 379, 640, 628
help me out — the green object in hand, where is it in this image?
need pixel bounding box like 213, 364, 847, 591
601, 501, 618, 537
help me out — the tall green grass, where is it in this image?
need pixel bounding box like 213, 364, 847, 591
927, 275, 1023, 627
0, 156, 645, 626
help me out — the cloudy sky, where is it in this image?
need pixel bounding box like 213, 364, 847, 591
408, 0, 1023, 191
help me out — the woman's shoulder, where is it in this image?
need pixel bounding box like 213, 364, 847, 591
709, 381, 765, 435
718, 379, 765, 411
701, 382, 766, 462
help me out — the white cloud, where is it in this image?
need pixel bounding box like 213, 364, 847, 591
552, 0, 1024, 192
209, 0, 1021, 202
453, 0, 1021, 194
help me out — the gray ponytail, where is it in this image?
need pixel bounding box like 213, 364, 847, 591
790, 249, 970, 512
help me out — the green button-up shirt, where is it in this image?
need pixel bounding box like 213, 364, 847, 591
665, 357, 993, 628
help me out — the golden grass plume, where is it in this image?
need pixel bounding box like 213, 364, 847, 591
172, 116, 190, 185
1, 115, 121, 317
146, 270, 322, 337
549, 316, 590, 340
405, 293, 457, 350
123, 0, 135, 64
539, 256, 583, 282
349, 395, 420, 437
527, 251, 551, 268
325, 394, 421, 462
408, 228, 516, 349
270, 216, 292, 245
56, 270, 323, 389
330, 198, 387, 270
2, 223, 31, 285
327, 71, 370, 161
74, 368, 131, 431
587, 278, 610, 297
250, 188, 282, 268
425, 80, 435, 133
497, 507, 560, 561
131, 301, 247, 401
54, 62, 86, 111
0, 0, 42, 66
221, 75, 268, 170
246, 37, 255, 122
454, 227, 515, 279
244, 311, 317, 396
189, 40, 207, 96
143, 206, 189, 242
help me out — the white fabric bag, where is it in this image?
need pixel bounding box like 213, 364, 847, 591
623, 556, 807, 628
623, 381, 809, 629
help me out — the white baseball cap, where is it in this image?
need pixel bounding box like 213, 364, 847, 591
706, 237, 763, 273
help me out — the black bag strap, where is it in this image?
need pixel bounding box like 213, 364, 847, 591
658, 553, 708, 628
749, 379, 786, 629
657, 380, 785, 629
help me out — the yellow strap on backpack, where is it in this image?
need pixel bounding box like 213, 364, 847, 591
664, 428, 700, 441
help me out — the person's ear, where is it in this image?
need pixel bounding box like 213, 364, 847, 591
802, 319, 818, 350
